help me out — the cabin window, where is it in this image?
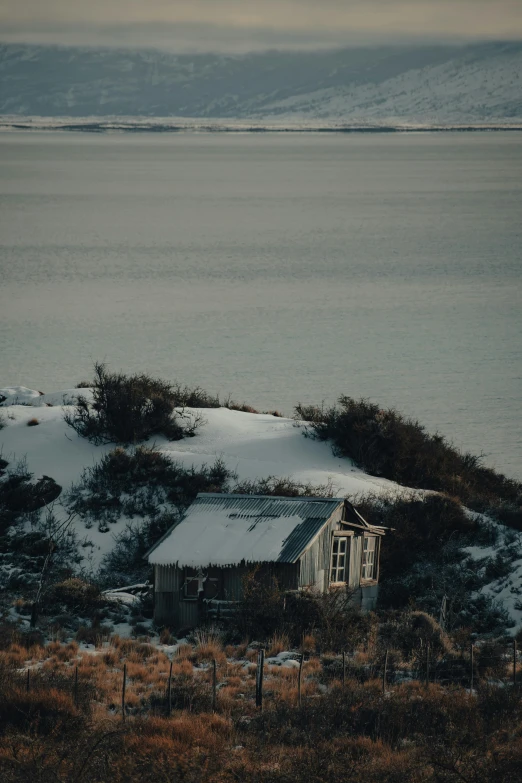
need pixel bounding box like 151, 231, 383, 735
362, 536, 378, 581
330, 535, 349, 584
182, 568, 206, 600
182, 567, 220, 600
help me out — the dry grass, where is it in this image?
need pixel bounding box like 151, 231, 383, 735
1, 636, 522, 783
267, 633, 290, 658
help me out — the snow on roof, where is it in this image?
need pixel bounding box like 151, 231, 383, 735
147, 493, 344, 567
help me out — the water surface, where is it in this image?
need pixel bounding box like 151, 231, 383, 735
1, 132, 521, 477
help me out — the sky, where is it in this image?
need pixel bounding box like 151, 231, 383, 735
1, 0, 521, 52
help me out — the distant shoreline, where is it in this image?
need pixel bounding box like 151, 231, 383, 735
1, 120, 522, 134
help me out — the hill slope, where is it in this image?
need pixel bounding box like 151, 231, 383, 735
0, 42, 520, 124
1, 385, 521, 633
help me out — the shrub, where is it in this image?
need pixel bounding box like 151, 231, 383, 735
47, 578, 102, 614
66, 448, 233, 526
64, 362, 204, 445
296, 397, 522, 519
172, 384, 220, 408
232, 475, 334, 497
26, 417, 39, 426
224, 400, 260, 414
232, 571, 371, 650
0, 459, 62, 533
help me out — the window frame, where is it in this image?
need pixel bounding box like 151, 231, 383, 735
329, 532, 351, 586
361, 535, 380, 583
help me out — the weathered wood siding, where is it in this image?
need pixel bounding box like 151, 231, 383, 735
154, 562, 300, 628
154, 564, 199, 628
298, 505, 344, 591
348, 535, 363, 588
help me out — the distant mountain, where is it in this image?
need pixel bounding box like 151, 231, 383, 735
0, 42, 520, 124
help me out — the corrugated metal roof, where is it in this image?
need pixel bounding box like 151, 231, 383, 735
147, 493, 343, 567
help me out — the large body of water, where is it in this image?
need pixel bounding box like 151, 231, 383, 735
1, 131, 521, 478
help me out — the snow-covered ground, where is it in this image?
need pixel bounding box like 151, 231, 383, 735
0, 386, 400, 565
2, 385, 521, 632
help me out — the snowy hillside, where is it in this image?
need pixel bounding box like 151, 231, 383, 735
0, 386, 400, 565
258, 46, 522, 123
1, 385, 521, 632
0, 41, 520, 124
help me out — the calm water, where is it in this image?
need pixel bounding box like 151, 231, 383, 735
1, 131, 521, 478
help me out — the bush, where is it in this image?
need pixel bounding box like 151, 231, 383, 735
296, 397, 522, 519
64, 362, 204, 445
0, 458, 61, 533
67, 448, 234, 527
232, 475, 334, 497
47, 578, 102, 614
355, 493, 511, 632
26, 417, 39, 427
232, 571, 372, 651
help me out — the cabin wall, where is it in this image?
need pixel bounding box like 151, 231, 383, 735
154, 564, 199, 628
348, 535, 363, 588
154, 562, 299, 628
298, 506, 344, 591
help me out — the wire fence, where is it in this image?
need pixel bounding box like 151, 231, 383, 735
16, 639, 521, 722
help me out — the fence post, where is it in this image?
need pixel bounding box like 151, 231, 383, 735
122, 663, 127, 723
74, 665, 79, 707
514, 639, 518, 689
383, 649, 388, 694
26, 668, 30, 693
342, 651, 346, 690
425, 642, 430, 689
298, 654, 304, 707
167, 660, 173, 716
212, 659, 217, 712
256, 649, 265, 710
470, 643, 474, 694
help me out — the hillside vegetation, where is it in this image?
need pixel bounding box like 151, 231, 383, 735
296, 397, 522, 528
1, 368, 521, 639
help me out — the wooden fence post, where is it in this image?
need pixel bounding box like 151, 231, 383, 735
382, 649, 388, 695
74, 665, 79, 707
256, 649, 264, 710
122, 663, 127, 723
342, 651, 346, 690
298, 654, 304, 708
212, 659, 217, 712
167, 660, 173, 717
470, 643, 474, 694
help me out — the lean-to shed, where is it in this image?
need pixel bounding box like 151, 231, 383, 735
147, 493, 384, 628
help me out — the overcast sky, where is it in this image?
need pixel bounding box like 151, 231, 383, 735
1, 0, 521, 52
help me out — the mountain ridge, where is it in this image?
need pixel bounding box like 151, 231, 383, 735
1, 41, 520, 123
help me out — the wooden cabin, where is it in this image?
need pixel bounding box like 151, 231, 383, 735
147, 493, 384, 629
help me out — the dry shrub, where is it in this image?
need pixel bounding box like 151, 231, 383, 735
160, 627, 175, 644
102, 649, 119, 666
0, 644, 28, 668
75, 622, 112, 646
64, 362, 203, 445
224, 401, 260, 414
267, 633, 289, 658
175, 643, 193, 660
0, 686, 80, 736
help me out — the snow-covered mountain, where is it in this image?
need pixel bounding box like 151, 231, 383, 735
0, 41, 520, 124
